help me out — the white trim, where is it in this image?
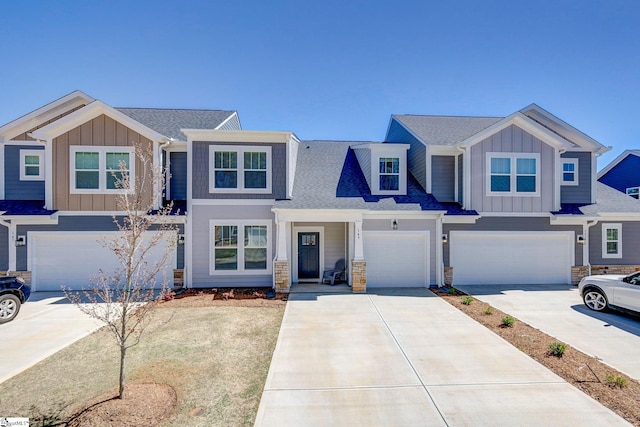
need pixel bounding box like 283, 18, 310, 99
561, 158, 579, 186
292, 226, 324, 282
192, 199, 275, 206
183, 129, 297, 144
3, 140, 45, 146
601, 223, 622, 259
214, 112, 240, 130
485, 152, 540, 197
0, 143, 4, 199
19, 149, 45, 181
208, 145, 272, 194
209, 219, 272, 275
442, 215, 480, 224
478, 212, 551, 217
69, 146, 135, 194
272, 208, 365, 223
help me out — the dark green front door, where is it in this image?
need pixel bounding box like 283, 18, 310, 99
298, 232, 320, 279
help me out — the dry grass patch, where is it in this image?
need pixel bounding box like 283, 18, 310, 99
0, 298, 285, 426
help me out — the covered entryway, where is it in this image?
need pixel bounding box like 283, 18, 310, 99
29, 231, 177, 291
363, 231, 430, 287
449, 231, 573, 285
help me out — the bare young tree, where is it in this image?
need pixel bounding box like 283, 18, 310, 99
65, 141, 178, 399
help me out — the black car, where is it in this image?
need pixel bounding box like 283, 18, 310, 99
0, 276, 31, 324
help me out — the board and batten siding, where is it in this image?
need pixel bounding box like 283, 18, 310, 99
190, 204, 274, 287
560, 151, 592, 204
589, 222, 640, 265
52, 114, 154, 211
192, 141, 287, 200
386, 119, 427, 191
4, 145, 45, 200
363, 217, 437, 284
431, 155, 455, 202
17, 216, 184, 271
469, 124, 555, 213
443, 216, 582, 267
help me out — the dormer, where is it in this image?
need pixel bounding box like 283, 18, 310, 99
352, 143, 409, 196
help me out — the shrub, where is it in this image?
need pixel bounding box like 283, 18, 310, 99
605, 374, 628, 388
548, 342, 567, 357
483, 306, 494, 315
501, 315, 515, 327
447, 287, 457, 295
461, 296, 474, 305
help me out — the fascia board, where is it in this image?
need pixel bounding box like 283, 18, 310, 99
597, 150, 640, 178
460, 113, 573, 151
353, 142, 409, 151
364, 210, 446, 219
271, 208, 366, 223
0, 90, 95, 139
182, 129, 294, 143
442, 215, 480, 224
30, 101, 165, 142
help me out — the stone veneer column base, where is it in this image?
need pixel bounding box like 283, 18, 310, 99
2, 271, 31, 285
572, 265, 640, 285
351, 260, 366, 293
444, 267, 454, 286
274, 261, 291, 293
173, 269, 184, 288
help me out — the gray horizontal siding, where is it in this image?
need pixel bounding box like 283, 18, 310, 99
386, 119, 427, 191
432, 155, 455, 202
17, 216, 184, 270
560, 151, 592, 204
0, 225, 8, 270
4, 145, 45, 200
443, 217, 582, 266
191, 204, 274, 287
457, 153, 463, 203
589, 222, 640, 265
192, 141, 286, 200
353, 148, 372, 190
169, 152, 187, 201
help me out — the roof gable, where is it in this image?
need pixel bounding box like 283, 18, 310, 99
597, 149, 640, 179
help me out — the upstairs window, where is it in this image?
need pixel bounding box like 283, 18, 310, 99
70, 146, 134, 193
487, 153, 539, 196
20, 149, 44, 181
209, 146, 271, 193
379, 157, 399, 191
561, 159, 579, 186
602, 223, 622, 258
626, 187, 639, 199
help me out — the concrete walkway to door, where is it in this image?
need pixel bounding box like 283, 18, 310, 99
255, 289, 630, 426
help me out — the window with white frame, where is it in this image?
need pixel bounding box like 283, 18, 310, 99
379, 157, 399, 191
602, 223, 622, 258
561, 158, 579, 186
210, 220, 271, 274
209, 146, 271, 193
487, 153, 539, 195
20, 149, 44, 181
70, 146, 134, 193
626, 187, 639, 199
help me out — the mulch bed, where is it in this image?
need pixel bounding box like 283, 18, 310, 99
433, 286, 640, 426
161, 287, 288, 308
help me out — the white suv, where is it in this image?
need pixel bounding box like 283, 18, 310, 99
578, 271, 640, 314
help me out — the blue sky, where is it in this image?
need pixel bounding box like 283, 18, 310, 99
1, 1, 638, 167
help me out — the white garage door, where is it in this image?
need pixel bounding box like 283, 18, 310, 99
363, 231, 429, 287
450, 231, 573, 285
29, 231, 177, 291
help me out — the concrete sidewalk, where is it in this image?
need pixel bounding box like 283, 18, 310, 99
255, 289, 630, 426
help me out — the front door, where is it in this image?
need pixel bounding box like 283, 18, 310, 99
298, 232, 320, 280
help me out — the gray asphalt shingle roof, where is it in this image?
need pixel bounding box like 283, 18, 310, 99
116, 108, 236, 141
392, 115, 503, 146
580, 182, 640, 215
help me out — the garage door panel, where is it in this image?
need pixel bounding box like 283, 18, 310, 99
450, 231, 572, 285
30, 232, 177, 291
364, 231, 429, 288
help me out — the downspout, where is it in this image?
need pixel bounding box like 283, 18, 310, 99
584, 219, 599, 276
436, 212, 445, 287
0, 217, 15, 272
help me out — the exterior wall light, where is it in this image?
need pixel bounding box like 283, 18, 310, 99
442, 234, 448, 244
577, 235, 585, 245
15, 235, 26, 247
177, 234, 185, 245
392, 219, 398, 230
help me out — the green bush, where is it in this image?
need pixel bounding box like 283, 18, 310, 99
461, 296, 474, 305
605, 374, 628, 388
548, 342, 567, 357
447, 287, 456, 295
501, 315, 515, 327
483, 306, 494, 315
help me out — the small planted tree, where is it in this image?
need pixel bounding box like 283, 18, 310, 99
65, 141, 178, 399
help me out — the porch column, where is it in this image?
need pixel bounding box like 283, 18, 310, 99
351, 220, 366, 293
274, 220, 291, 293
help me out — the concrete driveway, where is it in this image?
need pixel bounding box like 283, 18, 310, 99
255, 289, 629, 426
0, 292, 103, 384
457, 284, 640, 381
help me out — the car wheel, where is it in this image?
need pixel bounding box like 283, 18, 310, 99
583, 289, 608, 312
0, 294, 21, 324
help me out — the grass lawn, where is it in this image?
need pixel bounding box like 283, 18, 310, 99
0, 302, 285, 426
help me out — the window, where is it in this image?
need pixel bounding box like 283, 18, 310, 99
379, 157, 399, 191
602, 223, 622, 259
210, 220, 271, 274
209, 146, 271, 193
561, 159, 579, 186
626, 187, 639, 199
20, 149, 44, 181
487, 153, 539, 196
70, 146, 134, 193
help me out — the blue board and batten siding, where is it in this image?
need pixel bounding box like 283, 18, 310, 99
386, 119, 427, 191
469, 124, 555, 213
589, 222, 640, 265
16, 216, 184, 270
192, 141, 287, 200
599, 154, 640, 195
560, 152, 592, 204
4, 145, 45, 200
431, 156, 455, 202
169, 152, 187, 201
